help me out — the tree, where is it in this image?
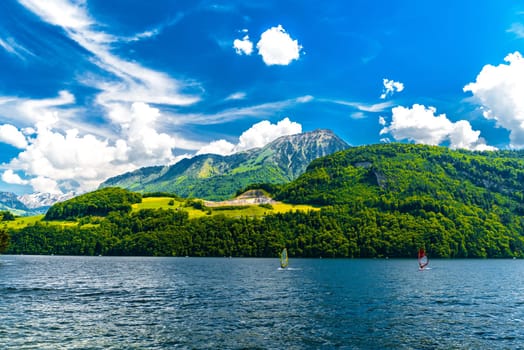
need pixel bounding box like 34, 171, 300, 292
0, 227, 9, 253
0, 211, 15, 221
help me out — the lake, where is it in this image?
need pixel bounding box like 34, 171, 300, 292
1, 256, 523, 349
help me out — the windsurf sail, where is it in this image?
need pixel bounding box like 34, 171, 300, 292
280, 248, 288, 268
418, 248, 428, 269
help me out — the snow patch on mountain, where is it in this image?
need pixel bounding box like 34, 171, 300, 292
17, 192, 76, 209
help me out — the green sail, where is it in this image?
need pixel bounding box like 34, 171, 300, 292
280, 248, 288, 268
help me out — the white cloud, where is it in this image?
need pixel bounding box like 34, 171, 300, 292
0, 91, 106, 140
329, 99, 393, 113
464, 51, 524, 148
381, 105, 450, 145
123, 12, 186, 43
8, 125, 127, 193
507, 23, 524, 38
350, 112, 366, 119
380, 104, 495, 151
237, 117, 302, 151
233, 35, 253, 55
196, 139, 235, 156
448, 120, 494, 151
380, 78, 404, 99
0, 37, 17, 54
124, 29, 160, 42
18, 0, 93, 29
170, 136, 207, 152
120, 102, 177, 164
0, 124, 28, 148
226, 92, 247, 100
0, 37, 34, 60
1, 169, 28, 185
296, 95, 313, 103
256, 25, 302, 66
6, 0, 204, 194
197, 117, 302, 156
18, 90, 75, 126
29, 176, 62, 195
19, 0, 200, 108
171, 95, 313, 126
81, 101, 177, 166
2, 92, 179, 194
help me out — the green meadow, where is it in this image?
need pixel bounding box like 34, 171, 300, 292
133, 197, 319, 219
3, 197, 319, 229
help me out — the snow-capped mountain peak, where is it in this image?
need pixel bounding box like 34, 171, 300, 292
17, 192, 76, 209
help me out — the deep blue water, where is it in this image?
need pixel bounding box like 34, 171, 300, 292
1, 256, 524, 349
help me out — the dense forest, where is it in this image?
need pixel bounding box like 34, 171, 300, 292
4, 143, 524, 258
0, 228, 8, 254
0, 211, 13, 253
4, 204, 522, 258
44, 187, 142, 220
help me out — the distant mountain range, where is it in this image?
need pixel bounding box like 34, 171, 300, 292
0, 191, 75, 216
100, 129, 350, 200
0, 192, 28, 214
18, 192, 76, 209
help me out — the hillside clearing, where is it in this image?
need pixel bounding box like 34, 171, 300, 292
5, 195, 319, 229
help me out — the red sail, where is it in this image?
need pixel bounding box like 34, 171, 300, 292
418, 248, 428, 269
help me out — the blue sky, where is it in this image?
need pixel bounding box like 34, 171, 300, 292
0, 0, 523, 195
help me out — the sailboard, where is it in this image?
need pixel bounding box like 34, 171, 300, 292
418, 248, 429, 270
280, 248, 289, 269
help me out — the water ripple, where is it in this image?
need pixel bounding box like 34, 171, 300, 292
2, 256, 524, 349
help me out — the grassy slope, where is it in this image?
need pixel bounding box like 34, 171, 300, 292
134, 197, 318, 219
1, 215, 81, 229
2, 215, 44, 229
4, 197, 319, 229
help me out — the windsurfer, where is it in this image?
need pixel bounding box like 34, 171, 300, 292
419, 260, 428, 270
418, 248, 429, 270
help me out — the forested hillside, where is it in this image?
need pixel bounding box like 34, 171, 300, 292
44, 187, 142, 220
5, 143, 524, 258
272, 143, 524, 257
276, 143, 524, 209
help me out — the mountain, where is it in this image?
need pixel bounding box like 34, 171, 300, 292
18, 192, 76, 209
0, 191, 75, 216
276, 142, 524, 208
0, 192, 30, 215
100, 129, 349, 200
